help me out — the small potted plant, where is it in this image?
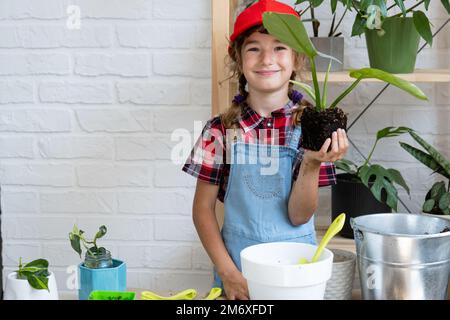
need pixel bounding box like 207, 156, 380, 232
69, 224, 127, 300
4, 258, 59, 300
349, 0, 450, 73
262, 12, 428, 152
332, 127, 412, 238
399, 129, 450, 219
295, 0, 353, 71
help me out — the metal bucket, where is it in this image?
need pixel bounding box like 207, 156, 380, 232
351, 213, 450, 300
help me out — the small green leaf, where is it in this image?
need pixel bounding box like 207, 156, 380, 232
24, 258, 48, 269
335, 159, 358, 175
413, 11, 433, 47
331, 0, 338, 13
351, 13, 366, 36
393, 0, 406, 17
438, 193, 450, 210
423, 0, 431, 10
423, 199, 435, 212
431, 181, 446, 200
441, 0, 450, 14
443, 207, 450, 215
69, 233, 82, 257
95, 225, 107, 240
376, 126, 411, 141
27, 274, 49, 291
290, 80, 316, 101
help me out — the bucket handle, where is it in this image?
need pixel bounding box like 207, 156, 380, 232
350, 218, 364, 241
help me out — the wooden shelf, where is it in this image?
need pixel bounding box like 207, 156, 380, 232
298, 68, 450, 83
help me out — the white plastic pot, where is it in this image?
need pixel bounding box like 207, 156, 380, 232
4, 271, 59, 300
241, 242, 333, 300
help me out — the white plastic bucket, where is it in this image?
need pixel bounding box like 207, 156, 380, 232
241, 242, 333, 300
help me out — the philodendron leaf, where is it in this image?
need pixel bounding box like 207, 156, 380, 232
27, 274, 49, 291
408, 130, 450, 178
423, 199, 435, 212
399, 142, 450, 180
387, 168, 410, 195
439, 193, 450, 210
290, 80, 316, 101
358, 164, 400, 212
413, 10, 433, 46
24, 258, 48, 269
376, 126, 411, 141
262, 12, 317, 58
69, 233, 82, 257
335, 159, 358, 175
349, 68, 428, 101
95, 225, 107, 240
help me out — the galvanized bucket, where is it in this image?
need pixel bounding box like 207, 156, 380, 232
351, 213, 450, 300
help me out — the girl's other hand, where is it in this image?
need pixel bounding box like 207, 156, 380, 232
221, 269, 249, 300
303, 128, 349, 164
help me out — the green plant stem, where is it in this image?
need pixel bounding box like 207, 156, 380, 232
330, 6, 348, 36
362, 140, 378, 167
351, 0, 363, 16
299, 4, 311, 17
310, 5, 319, 37
393, 0, 425, 17
309, 58, 322, 110
329, 77, 362, 109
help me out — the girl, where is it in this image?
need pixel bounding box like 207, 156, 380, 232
182, 0, 348, 300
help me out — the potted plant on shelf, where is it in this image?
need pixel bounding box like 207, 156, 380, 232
295, 0, 353, 71
349, 0, 450, 73
399, 129, 450, 219
69, 224, 127, 300
4, 258, 59, 300
333, 127, 412, 238
262, 11, 428, 152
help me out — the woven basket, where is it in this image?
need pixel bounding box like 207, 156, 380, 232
324, 249, 356, 300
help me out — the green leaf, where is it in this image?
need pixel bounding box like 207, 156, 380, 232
413, 11, 433, 47
262, 12, 317, 58
423, 199, 435, 212
358, 164, 400, 212
376, 126, 411, 141
335, 159, 358, 175
386, 168, 410, 195
439, 193, 450, 210
399, 142, 450, 179
290, 80, 316, 101
27, 274, 49, 291
431, 181, 446, 200
95, 225, 107, 240
349, 68, 428, 101
441, 0, 450, 14
351, 13, 366, 36
310, 0, 325, 7
408, 131, 450, 178
331, 0, 338, 13
24, 258, 48, 270
424, 0, 431, 10
69, 233, 82, 257
321, 60, 332, 107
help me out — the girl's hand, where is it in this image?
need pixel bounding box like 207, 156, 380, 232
221, 269, 249, 300
303, 128, 349, 164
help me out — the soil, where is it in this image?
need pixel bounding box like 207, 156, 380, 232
300, 106, 348, 151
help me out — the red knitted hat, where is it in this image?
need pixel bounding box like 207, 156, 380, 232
229, 0, 300, 53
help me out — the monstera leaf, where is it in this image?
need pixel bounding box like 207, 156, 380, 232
358, 164, 410, 212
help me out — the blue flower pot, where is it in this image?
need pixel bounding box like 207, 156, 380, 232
78, 259, 126, 300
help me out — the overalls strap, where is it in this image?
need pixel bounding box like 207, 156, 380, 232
288, 125, 302, 150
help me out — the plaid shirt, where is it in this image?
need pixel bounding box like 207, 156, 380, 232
182, 100, 336, 203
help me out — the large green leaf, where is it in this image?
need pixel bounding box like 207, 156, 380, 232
387, 168, 410, 195
376, 126, 411, 141
413, 10, 433, 46
358, 164, 400, 211
262, 12, 317, 58
399, 142, 450, 179
349, 68, 428, 100
408, 131, 450, 178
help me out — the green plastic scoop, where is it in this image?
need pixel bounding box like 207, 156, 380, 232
298, 213, 346, 264
141, 287, 222, 300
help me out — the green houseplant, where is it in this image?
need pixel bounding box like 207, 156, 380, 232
69, 224, 127, 300
4, 258, 59, 300
295, 0, 353, 71
262, 11, 428, 151
332, 127, 411, 237
349, 0, 450, 73
400, 129, 450, 217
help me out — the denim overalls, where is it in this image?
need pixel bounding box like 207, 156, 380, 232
213, 125, 317, 288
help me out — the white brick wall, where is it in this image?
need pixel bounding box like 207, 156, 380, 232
0, 0, 449, 297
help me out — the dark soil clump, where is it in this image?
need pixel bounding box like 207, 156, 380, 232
300, 106, 347, 151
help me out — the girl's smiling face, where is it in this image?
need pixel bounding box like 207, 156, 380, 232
241, 31, 296, 94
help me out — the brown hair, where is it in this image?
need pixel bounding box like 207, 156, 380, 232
220, 24, 312, 129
